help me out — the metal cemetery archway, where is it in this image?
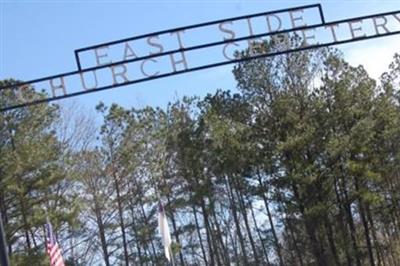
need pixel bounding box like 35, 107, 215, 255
1, 3, 400, 265
1, 4, 399, 112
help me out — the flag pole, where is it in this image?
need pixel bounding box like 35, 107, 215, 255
0, 213, 10, 266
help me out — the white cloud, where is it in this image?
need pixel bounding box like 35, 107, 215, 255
343, 35, 400, 80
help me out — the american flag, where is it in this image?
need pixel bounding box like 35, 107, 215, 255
45, 219, 65, 266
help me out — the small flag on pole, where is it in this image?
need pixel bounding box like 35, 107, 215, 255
45, 219, 65, 266
158, 201, 172, 262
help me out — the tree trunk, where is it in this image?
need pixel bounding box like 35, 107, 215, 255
93, 198, 111, 266
19, 198, 32, 252
199, 198, 216, 266
366, 206, 383, 266
128, 204, 144, 265
339, 166, 362, 266
258, 174, 284, 266
333, 174, 353, 266
292, 184, 327, 266
192, 204, 208, 265
112, 170, 130, 266
226, 175, 249, 265
354, 176, 375, 266
210, 203, 231, 266
324, 217, 341, 266
235, 180, 259, 265
166, 196, 186, 266
249, 200, 271, 265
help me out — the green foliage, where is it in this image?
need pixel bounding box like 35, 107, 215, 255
1, 46, 400, 265
0, 80, 81, 263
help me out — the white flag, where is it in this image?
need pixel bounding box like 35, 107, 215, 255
158, 201, 172, 262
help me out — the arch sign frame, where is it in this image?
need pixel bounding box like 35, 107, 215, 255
0, 3, 399, 112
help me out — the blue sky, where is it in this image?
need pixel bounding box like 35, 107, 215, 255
1, 0, 399, 113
